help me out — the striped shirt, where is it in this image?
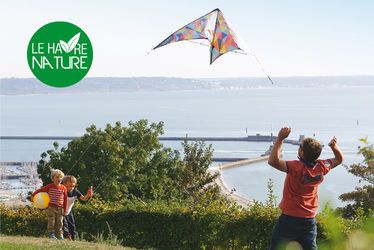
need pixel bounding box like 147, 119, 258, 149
33, 183, 68, 214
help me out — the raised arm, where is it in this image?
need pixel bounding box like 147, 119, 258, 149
79, 186, 94, 202
268, 127, 291, 172
328, 136, 344, 168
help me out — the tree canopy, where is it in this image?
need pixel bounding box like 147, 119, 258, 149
339, 138, 374, 217
37, 120, 219, 202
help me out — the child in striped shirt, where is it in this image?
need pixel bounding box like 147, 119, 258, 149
32, 169, 68, 240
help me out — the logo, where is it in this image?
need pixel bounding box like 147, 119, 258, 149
27, 21, 93, 87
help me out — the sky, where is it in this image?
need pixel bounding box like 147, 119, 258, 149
1, 0, 373, 78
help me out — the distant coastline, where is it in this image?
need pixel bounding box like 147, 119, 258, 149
1, 76, 373, 95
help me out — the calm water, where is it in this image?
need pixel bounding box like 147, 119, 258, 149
1, 87, 374, 207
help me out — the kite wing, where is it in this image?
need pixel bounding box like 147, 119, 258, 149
153, 8, 244, 64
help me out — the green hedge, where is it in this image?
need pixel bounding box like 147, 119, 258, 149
0, 200, 369, 249
73, 199, 280, 249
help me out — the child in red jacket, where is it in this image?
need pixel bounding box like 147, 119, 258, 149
32, 169, 68, 240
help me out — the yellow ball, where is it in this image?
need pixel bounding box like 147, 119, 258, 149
33, 192, 50, 209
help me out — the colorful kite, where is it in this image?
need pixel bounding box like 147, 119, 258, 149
153, 8, 245, 64
152, 8, 274, 84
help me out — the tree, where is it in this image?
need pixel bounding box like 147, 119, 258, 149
339, 138, 374, 218
180, 140, 220, 201
37, 120, 220, 203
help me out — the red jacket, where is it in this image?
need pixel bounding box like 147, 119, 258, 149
33, 183, 68, 214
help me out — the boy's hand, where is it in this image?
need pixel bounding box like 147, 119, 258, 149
278, 127, 291, 141
328, 136, 338, 148
27, 191, 33, 202
88, 186, 94, 197
328, 136, 344, 168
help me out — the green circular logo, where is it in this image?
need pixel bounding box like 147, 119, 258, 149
27, 21, 93, 87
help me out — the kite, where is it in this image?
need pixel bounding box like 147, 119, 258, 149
153, 8, 245, 64
152, 8, 274, 84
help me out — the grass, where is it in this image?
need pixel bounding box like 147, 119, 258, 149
0, 235, 134, 250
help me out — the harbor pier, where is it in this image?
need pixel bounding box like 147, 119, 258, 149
0, 134, 304, 145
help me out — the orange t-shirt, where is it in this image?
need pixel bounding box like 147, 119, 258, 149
279, 159, 333, 218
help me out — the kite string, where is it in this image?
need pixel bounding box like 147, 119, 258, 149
61, 132, 116, 195
248, 50, 275, 85
90, 133, 144, 194
58, 127, 131, 194
187, 40, 274, 84
65, 136, 98, 175
90, 132, 122, 193
148, 40, 273, 84
92, 165, 118, 193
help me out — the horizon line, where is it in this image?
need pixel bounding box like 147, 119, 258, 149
2, 75, 374, 80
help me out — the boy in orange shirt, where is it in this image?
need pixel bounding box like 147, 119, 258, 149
32, 169, 68, 240
268, 127, 343, 250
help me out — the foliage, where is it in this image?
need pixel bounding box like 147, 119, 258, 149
265, 178, 277, 208
0, 181, 278, 248
17, 124, 374, 248
36, 120, 220, 203
180, 140, 220, 201
3, 200, 373, 249
339, 138, 374, 217
0, 199, 278, 249
0, 205, 46, 237
317, 204, 374, 250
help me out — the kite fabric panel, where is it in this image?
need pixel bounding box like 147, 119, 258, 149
210, 9, 240, 64
153, 8, 244, 64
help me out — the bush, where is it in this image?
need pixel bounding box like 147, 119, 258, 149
0, 205, 46, 237
339, 138, 374, 218
1, 198, 279, 249
316, 204, 374, 250
3, 199, 371, 249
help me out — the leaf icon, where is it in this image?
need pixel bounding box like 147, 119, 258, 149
59, 32, 81, 53
60, 40, 69, 53
67, 33, 80, 52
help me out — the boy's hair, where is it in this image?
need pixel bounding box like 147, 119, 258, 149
50, 169, 65, 180
62, 175, 77, 185
301, 138, 322, 163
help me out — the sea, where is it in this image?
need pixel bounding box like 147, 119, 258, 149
1, 86, 374, 207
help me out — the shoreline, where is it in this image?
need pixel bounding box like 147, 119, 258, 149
208, 155, 269, 207
209, 168, 253, 207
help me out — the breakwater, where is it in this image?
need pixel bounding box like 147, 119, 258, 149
0, 134, 303, 145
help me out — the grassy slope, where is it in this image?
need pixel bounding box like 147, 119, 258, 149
0, 235, 133, 250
